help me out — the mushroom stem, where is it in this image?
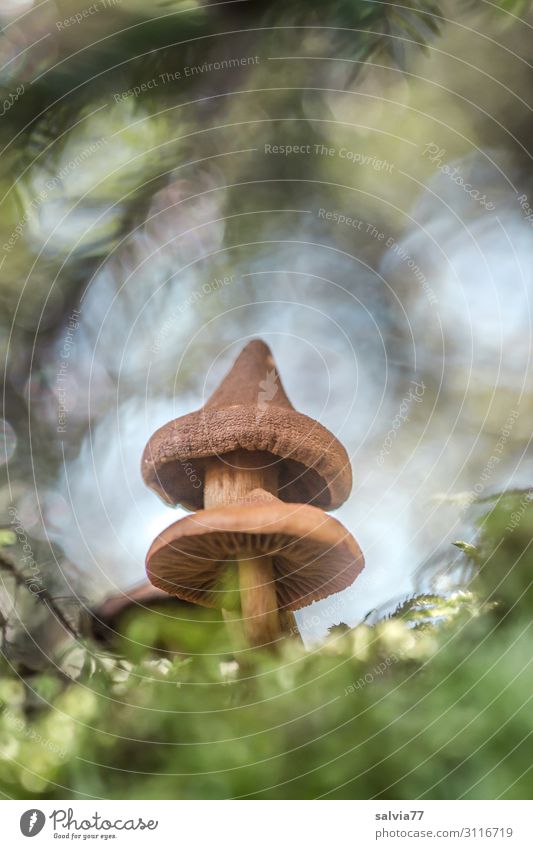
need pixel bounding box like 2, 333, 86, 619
203, 449, 281, 646
203, 449, 278, 507
238, 555, 280, 647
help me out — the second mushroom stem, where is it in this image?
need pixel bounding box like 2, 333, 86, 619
237, 555, 280, 647
203, 449, 281, 647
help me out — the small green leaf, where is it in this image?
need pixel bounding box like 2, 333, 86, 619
452, 540, 478, 557
0, 530, 17, 547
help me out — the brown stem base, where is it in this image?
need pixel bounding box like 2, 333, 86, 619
203, 450, 278, 508
238, 555, 280, 647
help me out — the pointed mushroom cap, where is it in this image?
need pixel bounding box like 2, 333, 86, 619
142, 340, 352, 511
146, 489, 364, 611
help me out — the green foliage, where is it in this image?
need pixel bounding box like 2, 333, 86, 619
472, 491, 533, 617
0, 570, 531, 799
497, 0, 530, 14
1, 494, 531, 800
115, 605, 231, 660
390, 591, 488, 628
264, 0, 442, 67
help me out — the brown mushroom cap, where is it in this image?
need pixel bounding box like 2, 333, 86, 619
146, 489, 364, 611
141, 340, 352, 511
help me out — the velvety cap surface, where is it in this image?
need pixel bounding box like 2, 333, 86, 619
142, 340, 352, 510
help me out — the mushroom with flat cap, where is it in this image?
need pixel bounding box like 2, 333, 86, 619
146, 489, 364, 647
141, 340, 352, 512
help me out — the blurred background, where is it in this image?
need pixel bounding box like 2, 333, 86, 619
0, 0, 532, 801
0, 0, 533, 799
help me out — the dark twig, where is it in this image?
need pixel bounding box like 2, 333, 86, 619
0, 550, 80, 639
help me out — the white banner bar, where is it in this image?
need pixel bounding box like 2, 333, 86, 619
1, 800, 531, 848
